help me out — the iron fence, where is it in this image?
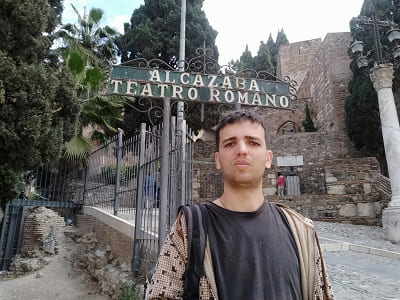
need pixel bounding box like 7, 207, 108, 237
82, 120, 194, 279
0, 160, 84, 271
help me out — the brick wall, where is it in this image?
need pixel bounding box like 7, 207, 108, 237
276, 33, 353, 135
277, 38, 322, 87
21, 207, 65, 256
296, 33, 353, 133
75, 214, 133, 265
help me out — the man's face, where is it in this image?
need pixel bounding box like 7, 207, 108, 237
215, 120, 273, 187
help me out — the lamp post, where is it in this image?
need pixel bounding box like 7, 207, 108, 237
350, 6, 400, 243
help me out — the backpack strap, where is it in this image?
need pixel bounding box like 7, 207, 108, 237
179, 203, 209, 300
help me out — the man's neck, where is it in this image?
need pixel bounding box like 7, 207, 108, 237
216, 184, 265, 212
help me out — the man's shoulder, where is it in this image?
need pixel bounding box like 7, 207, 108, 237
271, 202, 314, 228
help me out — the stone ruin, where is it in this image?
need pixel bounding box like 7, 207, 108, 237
9, 206, 64, 275
6, 206, 140, 298
65, 228, 138, 299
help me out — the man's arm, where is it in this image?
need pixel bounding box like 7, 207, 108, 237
146, 212, 188, 299
313, 234, 334, 300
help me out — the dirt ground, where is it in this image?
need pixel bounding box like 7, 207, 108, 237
0, 231, 109, 300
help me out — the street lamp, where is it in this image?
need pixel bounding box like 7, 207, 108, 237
351, 6, 400, 243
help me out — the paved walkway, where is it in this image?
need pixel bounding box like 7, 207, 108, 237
315, 221, 400, 300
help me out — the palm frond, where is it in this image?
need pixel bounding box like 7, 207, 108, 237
63, 135, 91, 162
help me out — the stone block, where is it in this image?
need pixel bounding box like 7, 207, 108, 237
327, 184, 345, 195
357, 203, 375, 217
325, 176, 337, 183
373, 202, 382, 215
349, 244, 370, 254
322, 243, 343, 252
363, 183, 372, 194
369, 247, 400, 260
339, 204, 357, 217
382, 207, 400, 243
263, 187, 276, 196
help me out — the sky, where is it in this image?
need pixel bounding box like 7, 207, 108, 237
62, 0, 364, 65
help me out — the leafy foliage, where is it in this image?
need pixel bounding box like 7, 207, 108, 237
118, 0, 218, 66
346, 0, 400, 159
0, 0, 80, 205
57, 5, 119, 64
56, 5, 123, 160
118, 283, 140, 300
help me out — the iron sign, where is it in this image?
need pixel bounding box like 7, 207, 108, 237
108, 66, 292, 109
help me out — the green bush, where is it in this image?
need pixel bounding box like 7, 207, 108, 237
118, 283, 140, 300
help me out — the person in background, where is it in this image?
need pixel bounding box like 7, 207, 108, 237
277, 171, 286, 196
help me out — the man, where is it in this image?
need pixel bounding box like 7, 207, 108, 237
147, 110, 333, 299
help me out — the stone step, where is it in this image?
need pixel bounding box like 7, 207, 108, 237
319, 237, 400, 260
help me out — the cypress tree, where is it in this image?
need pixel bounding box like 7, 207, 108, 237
116, 0, 220, 133
0, 0, 80, 205
302, 104, 317, 132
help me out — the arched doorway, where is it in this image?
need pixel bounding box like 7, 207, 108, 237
277, 121, 301, 134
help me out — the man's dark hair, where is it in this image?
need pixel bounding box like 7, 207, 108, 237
215, 110, 267, 150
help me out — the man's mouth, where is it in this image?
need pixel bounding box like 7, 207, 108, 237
234, 160, 250, 166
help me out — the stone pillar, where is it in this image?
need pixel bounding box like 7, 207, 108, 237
370, 63, 400, 243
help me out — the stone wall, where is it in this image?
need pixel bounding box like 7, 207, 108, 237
296, 32, 353, 133
193, 138, 386, 225
270, 131, 359, 165
276, 33, 353, 135
277, 38, 322, 87
195, 131, 359, 170
270, 193, 384, 226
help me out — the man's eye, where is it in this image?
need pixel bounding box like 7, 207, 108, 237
250, 141, 260, 146
224, 142, 233, 147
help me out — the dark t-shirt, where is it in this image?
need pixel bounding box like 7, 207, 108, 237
206, 201, 302, 300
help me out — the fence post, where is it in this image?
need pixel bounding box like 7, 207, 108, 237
170, 116, 177, 224
132, 123, 146, 275
0, 202, 10, 270
114, 128, 123, 216
2, 205, 18, 271
158, 97, 170, 248
82, 164, 89, 205
181, 120, 187, 206
16, 206, 27, 254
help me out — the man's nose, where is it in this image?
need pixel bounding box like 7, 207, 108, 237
236, 141, 248, 155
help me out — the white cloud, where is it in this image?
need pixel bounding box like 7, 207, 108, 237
203, 0, 364, 65
108, 15, 131, 34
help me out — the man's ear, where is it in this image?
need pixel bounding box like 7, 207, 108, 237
265, 150, 273, 169
215, 152, 221, 170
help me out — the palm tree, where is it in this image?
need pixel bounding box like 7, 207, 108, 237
58, 5, 118, 65
56, 5, 123, 161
